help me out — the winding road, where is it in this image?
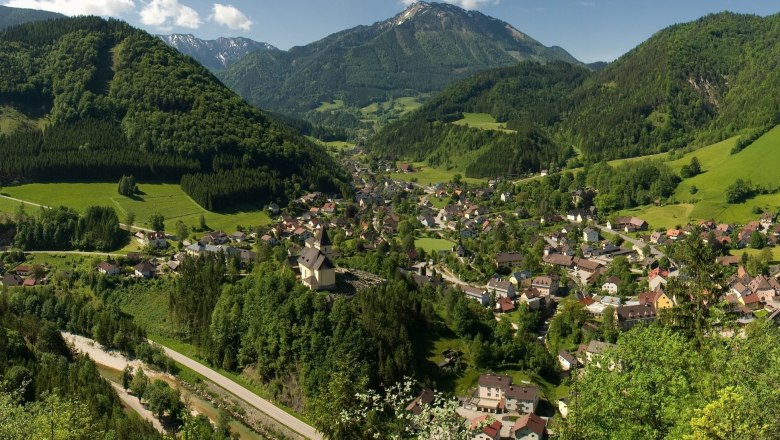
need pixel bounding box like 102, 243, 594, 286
153, 342, 323, 440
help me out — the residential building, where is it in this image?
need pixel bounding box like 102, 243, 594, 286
134, 261, 154, 278
97, 262, 121, 276
487, 278, 516, 299
583, 227, 599, 243
476, 374, 539, 415
495, 252, 523, 269
531, 276, 559, 296
601, 276, 621, 294
558, 350, 577, 371
510, 413, 546, 440
461, 285, 489, 306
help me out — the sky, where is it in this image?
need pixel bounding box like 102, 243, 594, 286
3, 0, 779, 62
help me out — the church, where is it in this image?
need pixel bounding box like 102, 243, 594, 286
297, 227, 336, 290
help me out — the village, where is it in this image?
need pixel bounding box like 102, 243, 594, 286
3, 153, 780, 440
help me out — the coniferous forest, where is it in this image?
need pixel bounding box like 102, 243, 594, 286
0, 16, 347, 208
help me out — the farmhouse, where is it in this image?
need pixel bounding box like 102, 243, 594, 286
608, 216, 648, 232
97, 262, 121, 276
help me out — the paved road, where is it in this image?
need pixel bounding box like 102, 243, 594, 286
154, 342, 322, 440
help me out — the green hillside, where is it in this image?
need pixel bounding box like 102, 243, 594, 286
371, 61, 587, 178
0, 182, 271, 232
565, 12, 780, 160
0, 16, 346, 209
218, 1, 581, 132
372, 12, 780, 177
617, 126, 780, 228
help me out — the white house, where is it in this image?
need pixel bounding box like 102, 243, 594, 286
558, 349, 577, 371
486, 278, 516, 299
583, 227, 599, 243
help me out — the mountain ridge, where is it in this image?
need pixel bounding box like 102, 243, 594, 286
217, 1, 582, 131
0, 4, 64, 30
158, 33, 277, 71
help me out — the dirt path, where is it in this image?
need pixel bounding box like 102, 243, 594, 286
111, 382, 165, 433
61, 332, 163, 433
0, 194, 49, 208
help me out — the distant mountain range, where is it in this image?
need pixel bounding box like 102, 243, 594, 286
0, 4, 63, 30
158, 34, 277, 72
217, 1, 582, 130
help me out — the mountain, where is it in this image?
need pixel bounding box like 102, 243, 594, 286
372, 12, 780, 176
564, 12, 780, 159
218, 1, 581, 131
0, 5, 64, 30
0, 16, 346, 209
158, 33, 277, 71
371, 61, 589, 178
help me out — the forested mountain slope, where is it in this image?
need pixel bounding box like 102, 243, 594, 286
372, 12, 780, 176
0, 16, 346, 208
371, 61, 590, 178
218, 1, 580, 131
0, 5, 63, 30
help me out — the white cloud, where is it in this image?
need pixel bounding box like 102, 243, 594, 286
210, 3, 252, 31
139, 0, 201, 30
4, 0, 135, 16
400, 0, 496, 10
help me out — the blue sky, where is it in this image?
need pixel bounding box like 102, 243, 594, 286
4, 0, 779, 62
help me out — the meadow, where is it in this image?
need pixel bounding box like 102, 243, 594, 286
452, 112, 515, 133
390, 162, 485, 186
617, 128, 780, 228
0, 182, 271, 233
415, 237, 455, 253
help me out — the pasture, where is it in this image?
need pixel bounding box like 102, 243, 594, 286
0, 182, 271, 233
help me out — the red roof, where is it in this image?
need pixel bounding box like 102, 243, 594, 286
511, 413, 546, 436
22, 278, 36, 287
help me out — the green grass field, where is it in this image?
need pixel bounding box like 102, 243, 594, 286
618, 204, 695, 230
390, 162, 485, 186
315, 100, 345, 112
415, 238, 455, 253
0, 182, 271, 233
452, 112, 515, 133
618, 128, 780, 227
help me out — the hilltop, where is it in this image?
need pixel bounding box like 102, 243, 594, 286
158, 33, 277, 72
218, 1, 581, 132
0, 16, 346, 209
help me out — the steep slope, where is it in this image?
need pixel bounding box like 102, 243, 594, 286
372, 62, 589, 178
218, 1, 580, 130
0, 5, 64, 30
0, 16, 346, 209
564, 12, 780, 159
158, 33, 277, 71
373, 12, 780, 176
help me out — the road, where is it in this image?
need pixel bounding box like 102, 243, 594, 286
25, 250, 125, 257
111, 382, 165, 433
0, 194, 49, 208
153, 342, 323, 440
594, 224, 666, 258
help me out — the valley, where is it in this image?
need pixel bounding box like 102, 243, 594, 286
2, 2, 780, 440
